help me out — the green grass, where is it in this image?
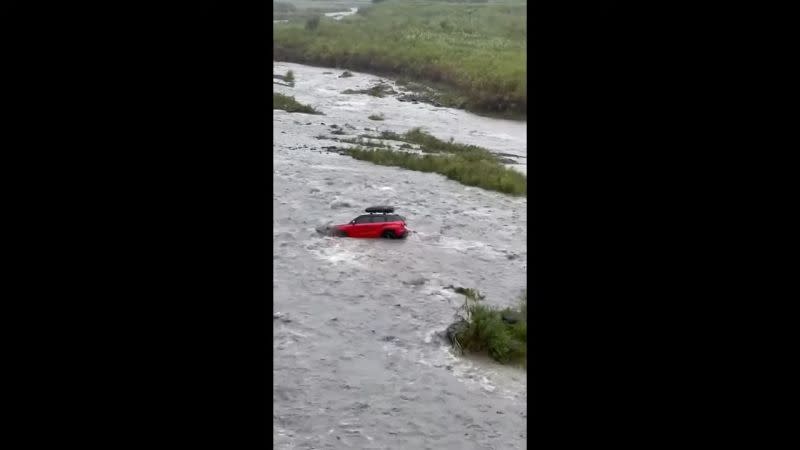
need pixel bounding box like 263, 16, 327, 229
345, 147, 525, 195
401, 127, 496, 159
274, 0, 526, 119
343, 83, 396, 97
273, 92, 323, 114
343, 127, 525, 195
453, 288, 527, 367
384, 127, 509, 161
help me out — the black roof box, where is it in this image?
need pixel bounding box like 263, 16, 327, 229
365, 206, 395, 214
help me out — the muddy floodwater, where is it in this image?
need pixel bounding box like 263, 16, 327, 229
325, 7, 359, 20
273, 62, 527, 449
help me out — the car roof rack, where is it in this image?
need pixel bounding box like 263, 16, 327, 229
365, 206, 395, 214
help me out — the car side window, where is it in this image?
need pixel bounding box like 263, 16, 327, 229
354, 215, 371, 224
369, 215, 387, 223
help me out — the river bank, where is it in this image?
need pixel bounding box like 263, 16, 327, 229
273, 0, 527, 120
273, 62, 527, 175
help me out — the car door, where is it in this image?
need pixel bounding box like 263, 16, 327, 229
383, 215, 401, 235
366, 215, 386, 237
350, 215, 372, 237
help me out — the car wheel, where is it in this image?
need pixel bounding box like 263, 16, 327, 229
382, 230, 396, 239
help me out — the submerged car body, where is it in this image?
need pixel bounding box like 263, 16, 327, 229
331, 206, 408, 239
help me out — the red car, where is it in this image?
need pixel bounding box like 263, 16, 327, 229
331, 206, 409, 239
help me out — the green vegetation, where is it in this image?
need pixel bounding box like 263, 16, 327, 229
380, 127, 508, 159
343, 127, 525, 195
345, 147, 525, 195
377, 130, 403, 140
453, 288, 527, 367
306, 16, 321, 30
343, 83, 396, 97
400, 127, 494, 158
274, 70, 296, 87
273, 93, 323, 114
274, 0, 527, 118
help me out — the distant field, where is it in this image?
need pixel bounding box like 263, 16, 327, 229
273, 0, 527, 119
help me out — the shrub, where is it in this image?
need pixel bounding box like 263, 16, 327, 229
273, 93, 322, 114
305, 16, 320, 31
452, 289, 527, 366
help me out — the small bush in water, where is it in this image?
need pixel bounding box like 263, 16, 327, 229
273, 93, 322, 114
455, 289, 526, 367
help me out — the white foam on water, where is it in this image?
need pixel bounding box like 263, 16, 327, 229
324, 7, 359, 20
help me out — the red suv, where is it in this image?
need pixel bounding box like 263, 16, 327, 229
332, 206, 408, 239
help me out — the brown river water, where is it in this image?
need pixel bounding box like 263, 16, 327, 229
273, 62, 527, 449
